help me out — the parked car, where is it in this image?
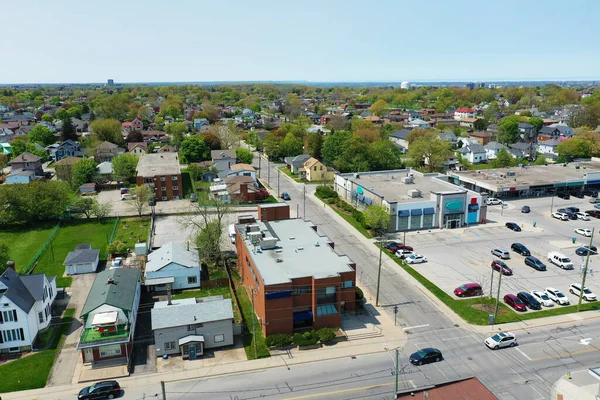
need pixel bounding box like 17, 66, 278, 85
384, 241, 414, 253
119, 188, 129, 195
583, 189, 598, 197
594, 203, 600, 210
504, 294, 527, 312
557, 209, 577, 220
121, 193, 135, 200
486, 198, 502, 205
557, 193, 570, 200
485, 332, 517, 350
505, 222, 521, 232
569, 283, 597, 301
589, 197, 600, 204
517, 292, 542, 310
572, 192, 585, 199
566, 207, 580, 213
545, 287, 570, 305
395, 249, 415, 259
574, 228, 592, 237
531, 290, 554, 307
551, 212, 569, 221
576, 212, 590, 221
547, 252, 574, 269
454, 283, 483, 297
575, 245, 598, 256
78, 381, 121, 400
409, 348, 443, 365
491, 248, 510, 259
405, 254, 427, 264
281, 192, 291, 201
521, 205, 531, 213
524, 256, 546, 271
511, 243, 530, 256
491, 260, 512, 275
586, 209, 600, 218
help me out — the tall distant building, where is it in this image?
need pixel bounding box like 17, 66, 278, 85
400, 81, 411, 90
466, 82, 476, 90
107, 79, 114, 86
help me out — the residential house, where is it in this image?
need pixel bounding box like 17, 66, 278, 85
454, 107, 475, 120
54, 140, 84, 162
484, 141, 507, 160
457, 143, 487, 164
64, 244, 100, 275
389, 129, 411, 153
303, 158, 334, 182
142, 130, 168, 143
77, 269, 141, 367
0, 142, 11, 155
284, 154, 312, 174
487, 124, 500, 137
227, 183, 261, 203
0, 265, 57, 354
538, 124, 574, 141
151, 296, 234, 359
122, 117, 143, 133
511, 142, 534, 159
211, 149, 237, 177
54, 156, 80, 182
95, 141, 123, 162
128, 142, 147, 157
79, 183, 97, 195
96, 161, 113, 177
193, 118, 209, 130
469, 131, 494, 146
144, 242, 201, 292
234, 206, 356, 335
157, 145, 175, 153
518, 123, 537, 141
538, 139, 561, 156
136, 153, 182, 201
6, 152, 44, 184
459, 118, 478, 128
408, 119, 431, 130
439, 131, 458, 147
226, 163, 256, 180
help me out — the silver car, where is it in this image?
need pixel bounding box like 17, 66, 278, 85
485, 332, 517, 350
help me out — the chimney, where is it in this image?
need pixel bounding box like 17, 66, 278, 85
6, 261, 15, 271
167, 283, 172, 305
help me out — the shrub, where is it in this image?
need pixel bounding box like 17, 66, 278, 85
316, 185, 338, 199
265, 333, 292, 348
352, 210, 364, 224
107, 241, 128, 255
317, 328, 336, 343
293, 331, 319, 346
356, 287, 364, 301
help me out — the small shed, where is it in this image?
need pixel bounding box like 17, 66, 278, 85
135, 242, 147, 256
79, 183, 97, 195
64, 244, 100, 275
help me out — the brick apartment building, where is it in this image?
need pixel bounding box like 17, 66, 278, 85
234, 204, 357, 336
135, 153, 182, 201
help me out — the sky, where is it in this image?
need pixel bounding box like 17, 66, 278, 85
2, 0, 599, 84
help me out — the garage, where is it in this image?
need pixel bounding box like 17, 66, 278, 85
64, 244, 100, 275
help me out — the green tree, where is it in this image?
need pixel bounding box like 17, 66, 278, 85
165, 122, 189, 150
71, 158, 97, 189
195, 220, 223, 265
556, 136, 598, 160
497, 115, 522, 145
236, 147, 254, 164
0, 181, 70, 224
61, 116, 77, 141
111, 154, 139, 182
28, 124, 56, 146
528, 117, 543, 131
90, 119, 124, 144
130, 185, 152, 217
408, 132, 451, 172
322, 130, 353, 166
367, 140, 403, 171
279, 132, 303, 157
305, 132, 323, 159
250, 104, 261, 113
10, 138, 27, 157
262, 132, 283, 160
490, 148, 514, 168
41, 114, 54, 123
363, 205, 391, 232
0, 154, 8, 169
369, 99, 389, 117
91, 201, 112, 219
473, 118, 487, 131
97, 93, 131, 121
334, 136, 370, 172
0, 244, 11, 274
70, 197, 95, 219
180, 136, 210, 163
533, 153, 547, 165
380, 124, 395, 139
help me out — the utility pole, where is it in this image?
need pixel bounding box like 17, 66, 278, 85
578, 227, 595, 311
296, 204, 299, 219
393, 304, 398, 326
258, 155, 261, 178
267, 159, 271, 187
251, 288, 258, 358
490, 267, 495, 299
277, 168, 280, 197
550, 193, 554, 213
161, 381, 167, 400
493, 268, 503, 322
394, 348, 399, 395
303, 186, 306, 220
376, 231, 384, 307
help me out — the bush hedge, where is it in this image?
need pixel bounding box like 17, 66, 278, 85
316, 185, 338, 199
356, 287, 364, 301
265, 333, 293, 348
316, 328, 336, 343
107, 241, 128, 255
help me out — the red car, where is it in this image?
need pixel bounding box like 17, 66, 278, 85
384, 241, 414, 253
491, 260, 513, 275
504, 294, 527, 312
454, 283, 483, 297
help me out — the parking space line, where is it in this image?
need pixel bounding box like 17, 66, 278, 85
403, 324, 430, 331
515, 347, 532, 361
432, 361, 450, 380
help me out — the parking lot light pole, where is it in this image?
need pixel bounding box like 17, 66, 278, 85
376, 231, 384, 307
578, 227, 595, 312
493, 267, 503, 322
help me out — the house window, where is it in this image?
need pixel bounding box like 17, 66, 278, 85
2, 310, 17, 323
172, 186, 179, 191
214, 334, 225, 343
187, 325, 195, 332
171, 176, 178, 180
162, 186, 167, 191
422, 214, 434, 228
49, 287, 53, 299
99, 344, 122, 357
160, 177, 166, 181
38, 312, 44, 324
342, 280, 353, 289
398, 216, 410, 231
196, 323, 203, 328
162, 197, 167, 201
292, 285, 312, 295
316, 304, 338, 316
1, 328, 23, 342
187, 276, 198, 284
313, 166, 317, 171
320, 166, 323, 170
164, 341, 175, 350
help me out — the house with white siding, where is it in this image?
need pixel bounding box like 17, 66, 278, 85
144, 242, 201, 292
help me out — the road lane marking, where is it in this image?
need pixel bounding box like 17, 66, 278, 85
530, 346, 600, 362
283, 380, 413, 399
515, 347, 532, 361
441, 335, 476, 341
403, 324, 430, 331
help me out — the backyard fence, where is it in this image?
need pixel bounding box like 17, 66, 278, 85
107, 216, 120, 244
23, 222, 61, 275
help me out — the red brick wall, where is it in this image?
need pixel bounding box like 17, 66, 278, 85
258, 204, 290, 221
136, 173, 182, 201
90, 343, 131, 362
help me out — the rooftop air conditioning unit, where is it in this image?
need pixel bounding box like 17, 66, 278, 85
249, 232, 262, 244
402, 176, 413, 184
260, 237, 278, 250
354, 173, 360, 178
248, 224, 260, 233
507, 171, 515, 177
407, 189, 421, 198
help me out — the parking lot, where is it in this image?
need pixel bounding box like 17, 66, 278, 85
391, 195, 600, 312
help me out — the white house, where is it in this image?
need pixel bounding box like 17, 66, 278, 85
484, 141, 507, 160
144, 242, 201, 291
64, 244, 100, 275
457, 143, 487, 164
389, 129, 411, 153
226, 163, 257, 180
0, 265, 57, 354
5, 170, 36, 184
454, 107, 475, 120
408, 119, 431, 129
538, 139, 561, 156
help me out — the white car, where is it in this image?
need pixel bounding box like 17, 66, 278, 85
486, 198, 502, 205
552, 212, 569, 221
531, 290, 554, 307
395, 249, 414, 259
576, 212, 591, 221
485, 332, 517, 350
569, 283, 597, 301
121, 193, 136, 200
405, 254, 427, 264
545, 287, 570, 305
574, 228, 592, 237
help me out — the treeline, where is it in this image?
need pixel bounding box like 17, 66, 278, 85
0, 181, 71, 224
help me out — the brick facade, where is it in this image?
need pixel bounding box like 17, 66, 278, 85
136, 173, 182, 201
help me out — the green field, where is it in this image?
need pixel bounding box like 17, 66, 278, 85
112, 217, 150, 248
0, 222, 58, 270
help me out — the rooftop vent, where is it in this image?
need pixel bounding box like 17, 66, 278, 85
315, 241, 320, 247
289, 236, 295, 240
276, 259, 283, 263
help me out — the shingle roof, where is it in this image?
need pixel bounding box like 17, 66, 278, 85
390, 129, 411, 139
20, 274, 46, 301
146, 242, 199, 273
211, 149, 236, 160
229, 163, 255, 172
284, 154, 311, 166
64, 248, 100, 265
0, 268, 36, 313
484, 141, 506, 150
540, 139, 561, 146
12, 152, 40, 163
151, 298, 234, 330
80, 269, 140, 317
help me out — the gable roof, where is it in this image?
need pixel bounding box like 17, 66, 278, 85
284, 154, 311, 165
439, 131, 457, 141
460, 144, 486, 154
146, 242, 199, 273
128, 142, 147, 151
470, 131, 492, 138
0, 268, 37, 313
151, 297, 234, 330
540, 139, 561, 146
224, 175, 255, 185
484, 141, 506, 150
229, 163, 255, 172
518, 122, 534, 129
96, 141, 119, 150
20, 274, 49, 302
390, 129, 411, 140
455, 107, 474, 113
510, 142, 530, 151
12, 152, 41, 163
81, 268, 140, 317
55, 156, 81, 166
304, 157, 321, 168
211, 149, 236, 160
64, 248, 100, 265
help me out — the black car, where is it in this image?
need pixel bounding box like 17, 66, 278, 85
78, 381, 121, 399
511, 243, 530, 256
583, 189, 598, 197
521, 205, 531, 213
409, 347, 443, 365
505, 222, 521, 232
566, 206, 580, 213
517, 291, 542, 310
576, 246, 598, 256
571, 192, 585, 199
281, 192, 291, 201
524, 256, 546, 271
586, 210, 600, 218
558, 209, 578, 220
557, 193, 570, 200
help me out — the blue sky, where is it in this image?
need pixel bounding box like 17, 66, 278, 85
2, 0, 599, 84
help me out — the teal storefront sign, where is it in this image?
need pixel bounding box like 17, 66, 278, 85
443, 199, 464, 214
357, 186, 364, 194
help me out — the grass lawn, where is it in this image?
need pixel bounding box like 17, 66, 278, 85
112, 217, 150, 248
235, 286, 270, 360
181, 171, 194, 197
35, 219, 117, 287
209, 267, 229, 280
0, 309, 75, 393
0, 221, 58, 270
195, 181, 212, 190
